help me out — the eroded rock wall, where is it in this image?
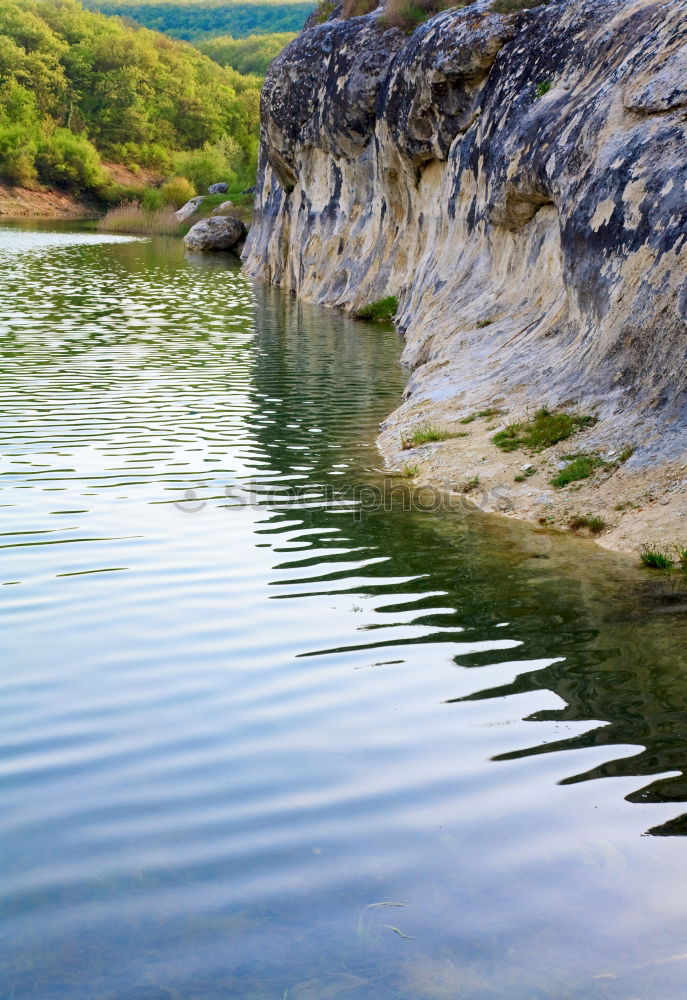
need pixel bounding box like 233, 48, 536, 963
245, 0, 687, 465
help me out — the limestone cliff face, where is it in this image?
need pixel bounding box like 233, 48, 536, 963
245, 0, 687, 467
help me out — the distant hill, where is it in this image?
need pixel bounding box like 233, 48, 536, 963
199, 32, 296, 74
0, 0, 262, 201
83, 1, 316, 40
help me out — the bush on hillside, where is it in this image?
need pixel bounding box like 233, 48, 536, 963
172, 138, 241, 193
0, 0, 263, 201
141, 186, 165, 210
36, 129, 106, 193
160, 176, 196, 207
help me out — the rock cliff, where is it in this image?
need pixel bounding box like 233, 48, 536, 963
245, 0, 687, 552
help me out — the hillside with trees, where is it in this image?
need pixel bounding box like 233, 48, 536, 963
199, 31, 295, 74
0, 0, 262, 203
83, 0, 315, 40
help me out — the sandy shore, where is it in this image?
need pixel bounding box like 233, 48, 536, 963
378, 402, 687, 559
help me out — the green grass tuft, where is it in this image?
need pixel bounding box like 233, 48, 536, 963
534, 80, 552, 98
551, 453, 604, 488
568, 514, 607, 534
459, 407, 504, 425
401, 423, 452, 450
461, 476, 480, 492
492, 407, 597, 453
401, 463, 418, 478
355, 296, 399, 322
491, 0, 550, 11
640, 545, 674, 570
311, 0, 336, 23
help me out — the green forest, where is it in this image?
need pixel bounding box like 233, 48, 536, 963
199, 31, 295, 73
0, 0, 265, 202
83, 0, 314, 40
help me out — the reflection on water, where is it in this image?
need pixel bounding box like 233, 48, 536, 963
2, 221, 687, 999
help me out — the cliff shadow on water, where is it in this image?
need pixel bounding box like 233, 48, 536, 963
249, 285, 687, 840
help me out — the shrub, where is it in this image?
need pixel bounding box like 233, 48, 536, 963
311, 0, 337, 22
98, 183, 146, 206
551, 453, 604, 488
141, 186, 165, 211
492, 407, 597, 452
36, 129, 106, 194
0, 86, 41, 187
381, 0, 460, 31
173, 139, 240, 193
355, 295, 398, 321
640, 545, 674, 570
160, 176, 196, 208
0, 147, 39, 188
534, 81, 552, 98
342, 0, 378, 14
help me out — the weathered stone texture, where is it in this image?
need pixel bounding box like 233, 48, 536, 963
245, 0, 687, 462
184, 216, 246, 252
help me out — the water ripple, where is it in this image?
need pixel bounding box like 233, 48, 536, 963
2, 223, 687, 1000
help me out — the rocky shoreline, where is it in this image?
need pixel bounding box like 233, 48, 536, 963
244, 0, 687, 556
377, 403, 687, 555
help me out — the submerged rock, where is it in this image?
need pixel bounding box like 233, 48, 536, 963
175, 196, 204, 222
184, 216, 246, 252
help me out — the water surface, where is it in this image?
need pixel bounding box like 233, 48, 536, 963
2, 222, 687, 1000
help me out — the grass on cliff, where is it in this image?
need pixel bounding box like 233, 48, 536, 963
491, 0, 550, 12
381, 0, 465, 30
314, 0, 550, 30
401, 423, 454, 449
551, 453, 605, 488
492, 407, 597, 453
355, 296, 399, 321
459, 407, 504, 425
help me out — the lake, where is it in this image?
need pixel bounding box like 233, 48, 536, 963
2, 222, 687, 1000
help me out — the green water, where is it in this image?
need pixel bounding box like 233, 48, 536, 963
2, 221, 687, 1000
